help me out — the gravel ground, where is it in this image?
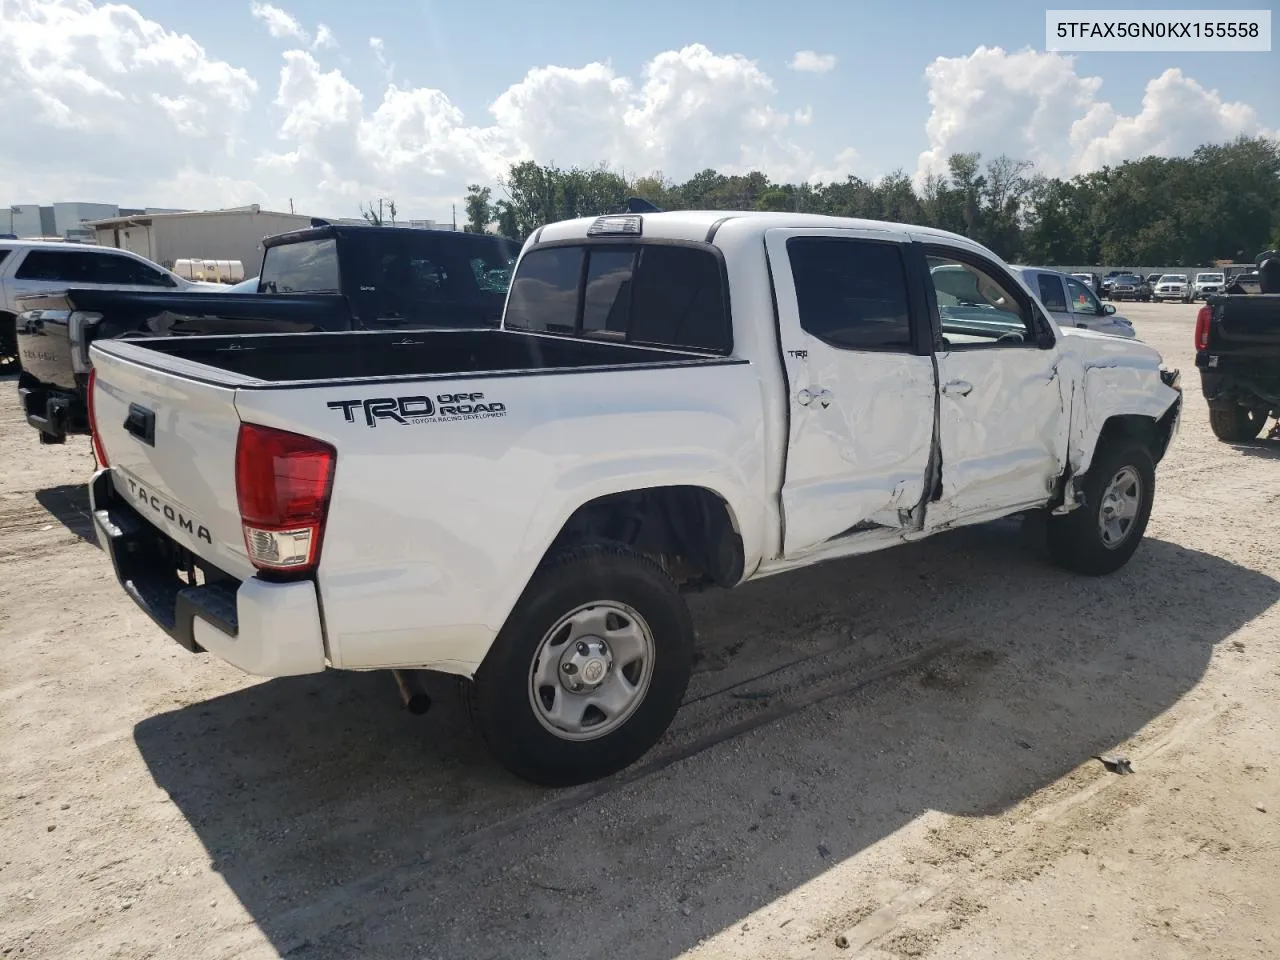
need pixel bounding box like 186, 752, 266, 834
1, 301, 1278, 960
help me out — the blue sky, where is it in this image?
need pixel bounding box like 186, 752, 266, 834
1, 0, 1275, 219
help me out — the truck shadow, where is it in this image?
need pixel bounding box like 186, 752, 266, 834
132, 526, 1276, 959
1234, 436, 1280, 459
34, 483, 98, 544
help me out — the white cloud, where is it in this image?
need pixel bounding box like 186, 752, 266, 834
793, 105, 813, 126
262, 42, 825, 216
312, 23, 336, 50
250, 1, 308, 44
0, 0, 256, 203
1074, 68, 1273, 171
368, 35, 394, 83
789, 50, 836, 74
808, 147, 862, 184
917, 46, 1275, 181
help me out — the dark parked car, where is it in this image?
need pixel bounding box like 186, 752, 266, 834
1108, 273, 1152, 302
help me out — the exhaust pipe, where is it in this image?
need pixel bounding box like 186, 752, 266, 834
392, 669, 432, 715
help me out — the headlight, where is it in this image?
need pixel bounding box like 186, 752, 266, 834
1159, 366, 1181, 391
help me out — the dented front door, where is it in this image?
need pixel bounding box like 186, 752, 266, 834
765, 228, 938, 558
917, 244, 1068, 526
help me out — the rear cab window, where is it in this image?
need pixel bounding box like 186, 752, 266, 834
503, 241, 732, 353
260, 238, 340, 294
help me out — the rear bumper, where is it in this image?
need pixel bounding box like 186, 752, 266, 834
89, 468, 327, 676
18, 380, 87, 443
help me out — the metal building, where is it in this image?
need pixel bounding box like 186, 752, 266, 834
86, 205, 316, 275
54, 202, 119, 240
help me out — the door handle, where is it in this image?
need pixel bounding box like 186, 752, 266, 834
123, 403, 156, 446
796, 388, 833, 408
942, 380, 973, 397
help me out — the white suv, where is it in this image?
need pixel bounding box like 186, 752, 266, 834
1, 239, 224, 316
0, 240, 225, 366
1193, 272, 1226, 300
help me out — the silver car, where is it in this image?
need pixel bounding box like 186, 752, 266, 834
1013, 265, 1138, 339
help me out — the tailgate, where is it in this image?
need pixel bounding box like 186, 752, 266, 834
1213, 295, 1280, 352
90, 344, 253, 580
14, 293, 80, 391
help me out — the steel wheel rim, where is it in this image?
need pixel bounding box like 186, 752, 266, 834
1098, 466, 1142, 549
528, 600, 656, 742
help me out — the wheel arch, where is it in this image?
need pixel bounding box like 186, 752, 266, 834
1069, 403, 1177, 487
539, 483, 748, 592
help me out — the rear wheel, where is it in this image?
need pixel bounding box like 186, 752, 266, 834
467, 542, 694, 786
1047, 440, 1155, 576
1208, 403, 1268, 443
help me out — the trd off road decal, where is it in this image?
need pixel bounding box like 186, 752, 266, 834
327, 392, 507, 427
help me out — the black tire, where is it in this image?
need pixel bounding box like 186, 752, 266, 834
1208, 404, 1267, 443
1047, 440, 1155, 576
468, 542, 694, 786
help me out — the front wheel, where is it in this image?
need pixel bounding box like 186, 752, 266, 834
468, 542, 694, 786
1208, 403, 1268, 443
1047, 440, 1156, 575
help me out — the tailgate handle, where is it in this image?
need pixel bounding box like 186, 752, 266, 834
123, 404, 156, 447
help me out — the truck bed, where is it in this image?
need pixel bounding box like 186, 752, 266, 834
100, 328, 739, 385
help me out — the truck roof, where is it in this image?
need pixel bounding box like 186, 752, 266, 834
263, 222, 520, 250
0, 238, 108, 250
531, 210, 978, 248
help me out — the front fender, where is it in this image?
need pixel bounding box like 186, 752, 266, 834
1061, 331, 1182, 477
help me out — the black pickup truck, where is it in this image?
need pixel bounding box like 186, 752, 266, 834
1195, 250, 1280, 443
14, 223, 519, 443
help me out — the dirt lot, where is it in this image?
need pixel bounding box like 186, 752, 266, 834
2, 301, 1278, 960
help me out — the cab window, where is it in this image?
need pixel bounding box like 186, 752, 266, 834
926, 254, 1036, 347
504, 242, 731, 353
1064, 275, 1102, 315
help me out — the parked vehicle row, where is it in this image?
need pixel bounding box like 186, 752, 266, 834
84, 209, 1183, 785
1083, 269, 1237, 304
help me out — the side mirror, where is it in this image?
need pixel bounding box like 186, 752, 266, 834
1103, 303, 1116, 315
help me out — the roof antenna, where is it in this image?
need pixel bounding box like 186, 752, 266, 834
625, 197, 662, 214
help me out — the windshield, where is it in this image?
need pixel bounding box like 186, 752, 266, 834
1197, 273, 1224, 282
260, 238, 340, 294
1115, 275, 1140, 283
1160, 275, 1187, 283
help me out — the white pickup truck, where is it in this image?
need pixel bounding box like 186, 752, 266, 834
86, 211, 1183, 785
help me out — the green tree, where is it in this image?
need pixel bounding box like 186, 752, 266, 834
463, 185, 492, 234
485, 136, 1280, 263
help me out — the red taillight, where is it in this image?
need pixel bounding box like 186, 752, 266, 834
234, 422, 336, 576
87, 368, 109, 467
1194, 304, 1212, 351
